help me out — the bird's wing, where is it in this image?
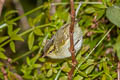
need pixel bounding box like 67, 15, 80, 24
53, 24, 70, 49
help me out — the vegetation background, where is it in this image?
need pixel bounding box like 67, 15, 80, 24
0, 0, 120, 80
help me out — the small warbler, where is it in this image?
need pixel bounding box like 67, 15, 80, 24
43, 23, 83, 59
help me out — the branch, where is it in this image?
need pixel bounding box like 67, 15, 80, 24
51, 1, 103, 5
1, 67, 8, 80
118, 61, 120, 80
68, 0, 77, 80
0, 0, 5, 16
13, 0, 29, 30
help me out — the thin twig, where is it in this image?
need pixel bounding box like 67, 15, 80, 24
13, 0, 29, 30
118, 61, 120, 80
51, 1, 103, 6
54, 68, 62, 80
14, 73, 23, 80
12, 46, 39, 62
0, 0, 5, 16
1, 67, 8, 80
68, 0, 76, 80
50, 0, 61, 16
75, 2, 82, 17
0, 5, 44, 29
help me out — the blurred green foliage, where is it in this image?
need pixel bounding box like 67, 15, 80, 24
0, 0, 119, 80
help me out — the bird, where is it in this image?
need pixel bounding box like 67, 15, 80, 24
43, 23, 83, 59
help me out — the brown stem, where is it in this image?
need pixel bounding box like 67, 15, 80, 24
0, 0, 5, 16
14, 73, 23, 80
50, 0, 61, 16
118, 61, 120, 80
12, 0, 30, 54
13, 0, 29, 31
68, 0, 77, 80
1, 67, 8, 80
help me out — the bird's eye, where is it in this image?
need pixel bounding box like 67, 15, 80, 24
48, 45, 56, 54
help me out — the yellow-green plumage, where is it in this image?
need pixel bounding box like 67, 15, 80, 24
44, 23, 83, 59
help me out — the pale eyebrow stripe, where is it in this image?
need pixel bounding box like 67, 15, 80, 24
48, 45, 56, 54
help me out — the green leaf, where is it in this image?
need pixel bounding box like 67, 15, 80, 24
0, 62, 3, 67
39, 57, 46, 62
0, 48, 5, 52
59, 76, 67, 80
85, 65, 95, 74
0, 52, 7, 59
85, 7, 95, 14
33, 64, 41, 68
73, 75, 83, 80
52, 68, 57, 73
99, 62, 103, 70
91, 71, 104, 79
80, 63, 90, 70
33, 13, 44, 25
96, 10, 105, 20
31, 45, 39, 51
103, 62, 109, 74
46, 69, 53, 77
114, 35, 120, 60
13, 28, 21, 34
62, 62, 71, 72
111, 71, 117, 79
8, 24, 13, 36
77, 70, 88, 77
80, 59, 94, 70
11, 35, 24, 41
93, 4, 106, 8
10, 41, 16, 53
28, 18, 34, 27
8, 72, 18, 80
56, 9, 69, 21
45, 62, 52, 69
4, 10, 18, 20
106, 6, 120, 27
102, 0, 112, 6
0, 36, 9, 43
26, 57, 31, 65
28, 32, 34, 50
52, 63, 58, 67
33, 28, 43, 36
102, 74, 106, 80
